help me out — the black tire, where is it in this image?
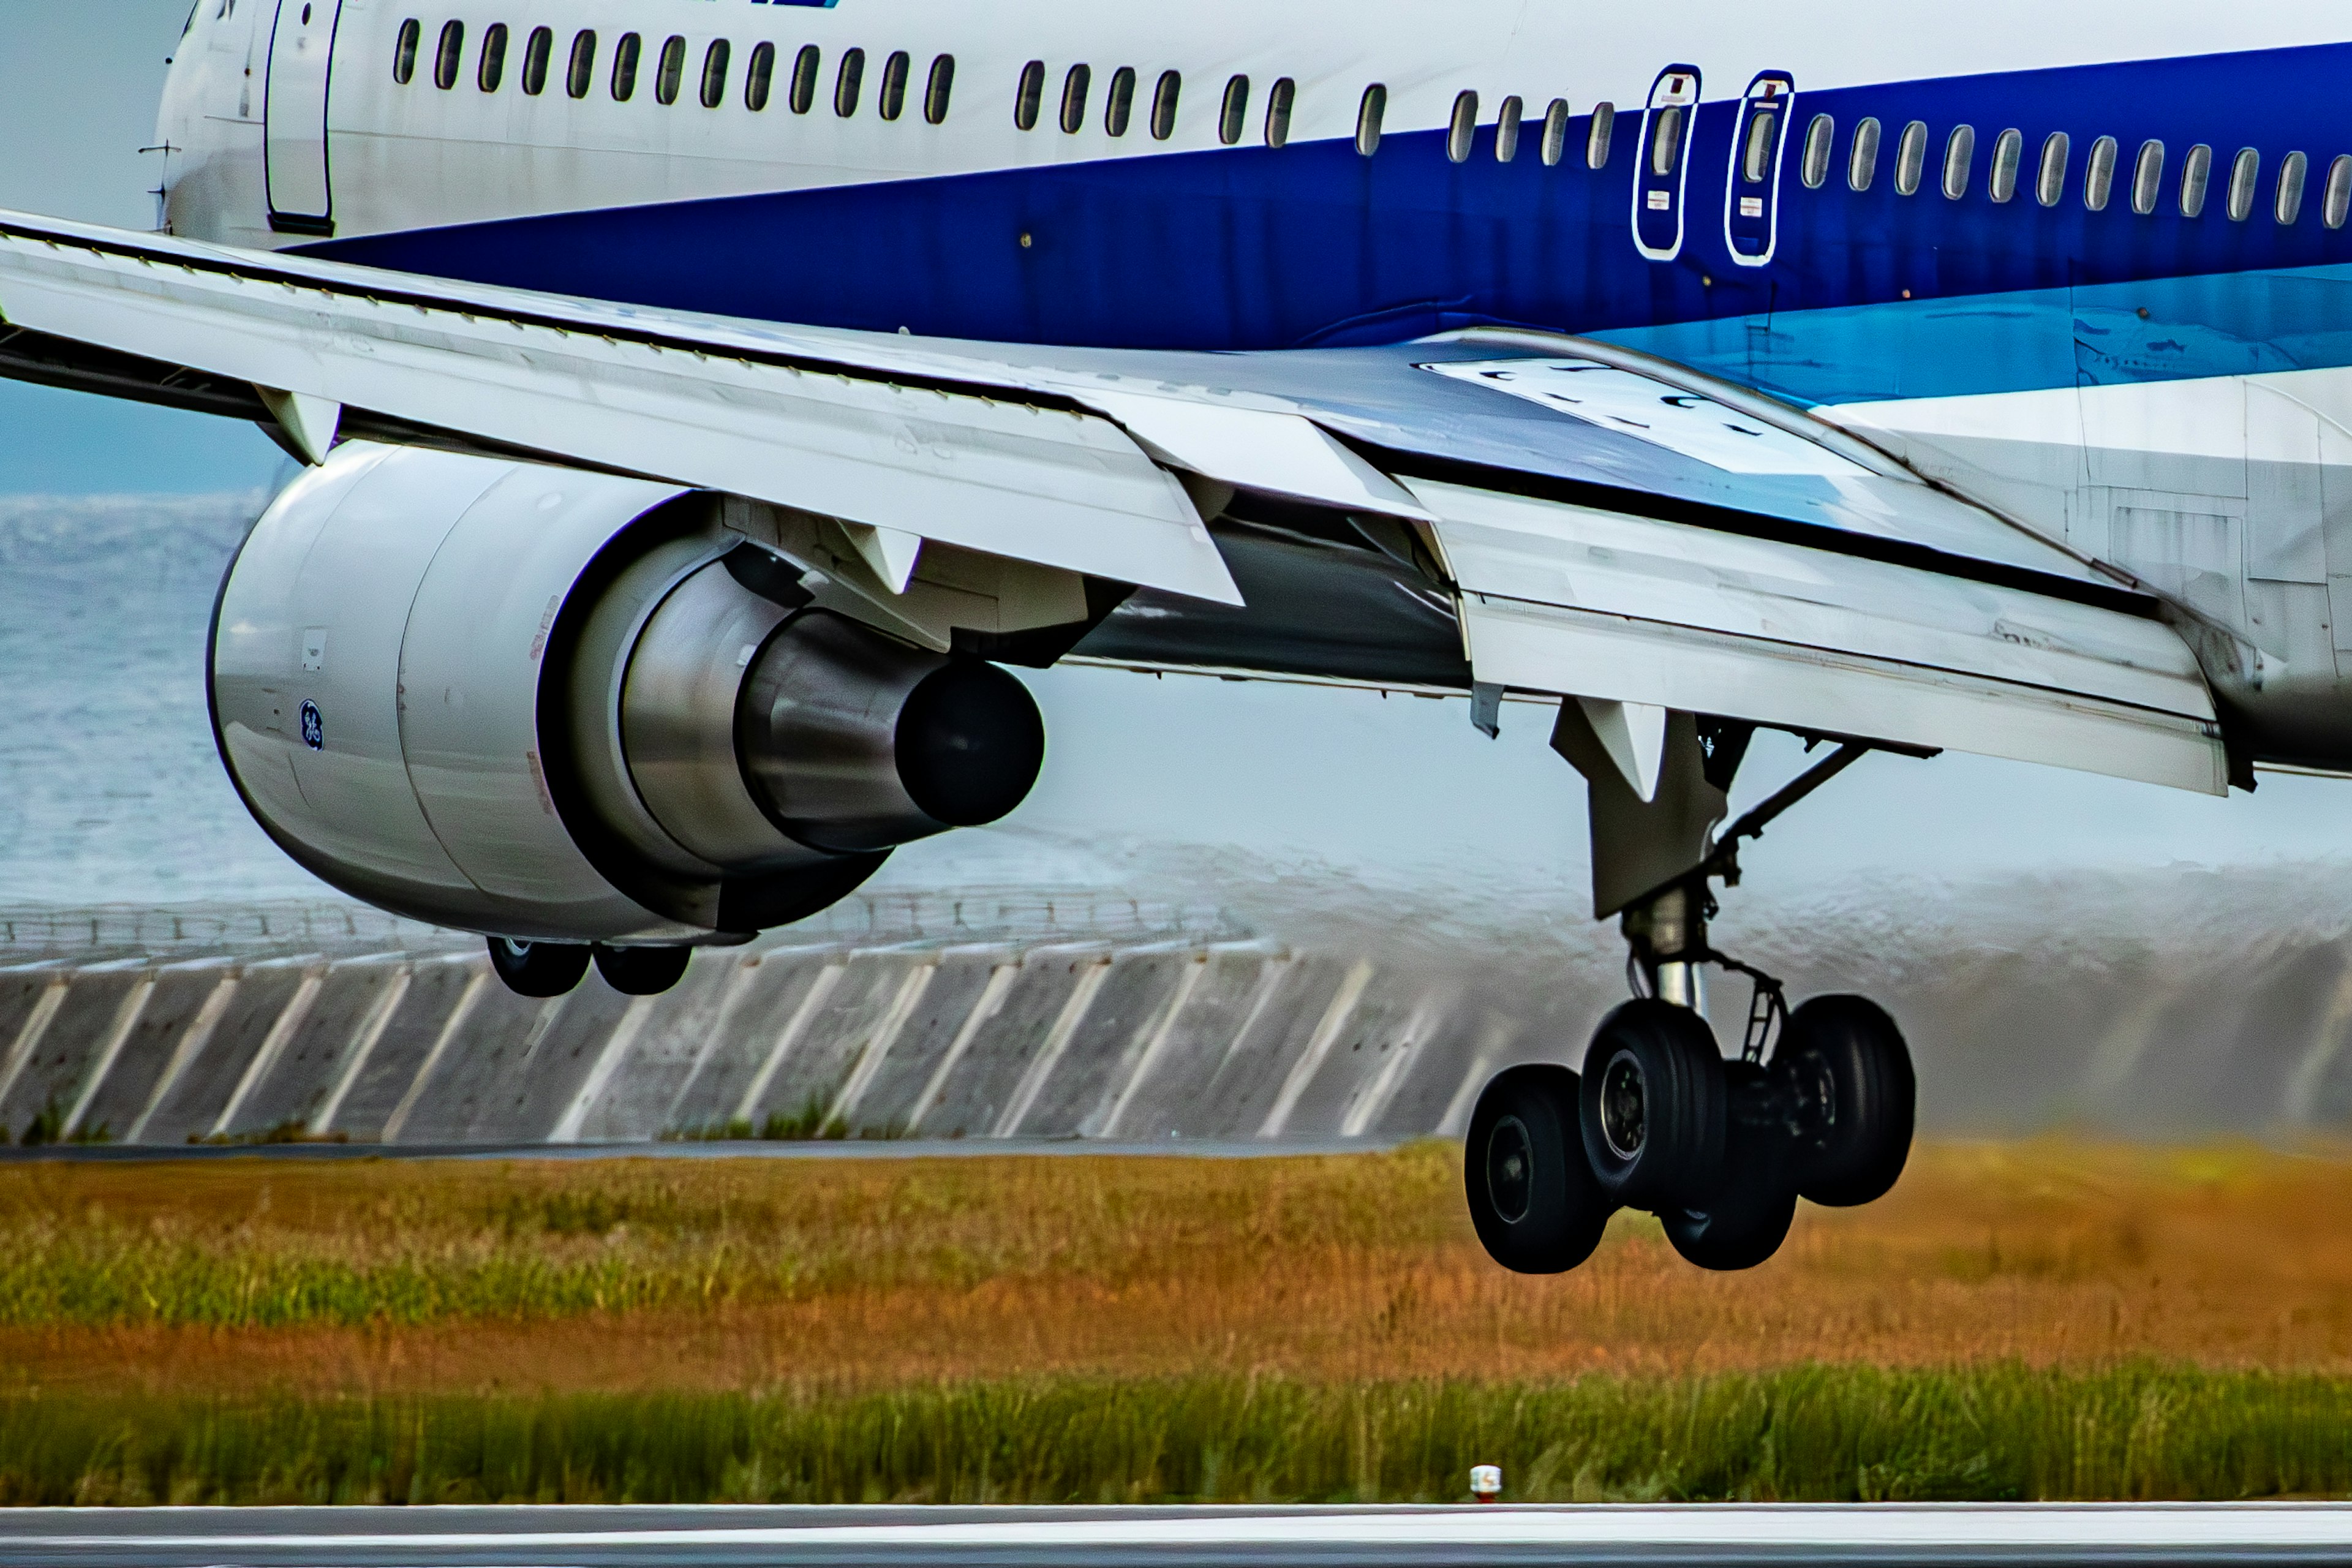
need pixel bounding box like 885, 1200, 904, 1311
1464, 1065, 1615, 1274
1775, 994, 1915, 1208
487, 937, 590, 998
1662, 1063, 1798, 1271
1580, 999, 1727, 1210
594, 944, 693, 997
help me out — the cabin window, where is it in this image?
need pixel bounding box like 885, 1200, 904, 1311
2130, 140, 2164, 214
702, 40, 730, 109
925, 55, 954, 124
2180, 143, 2212, 216
565, 31, 595, 100
1848, 116, 1880, 190
1800, 113, 1833, 188
611, 33, 640, 101
1649, 105, 1684, 176
655, 37, 685, 105
745, 42, 774, 111
1941, 124, 1973, 198
834, 47, 864, 116
2035, 131, 2068, 206
1219, 75, 1249, 146
1987, 127, 2021, 202
2228, 147, 2260, 221
878, 51, 908, 121
2083, 135, 2116, 210
1152, 71, 1181, 140
1744, 107, 1779, 183
434, 21, 463, 89
476, 24, 507, 91
393, 19, 420, 84
790, 47, 819, 114
1015, 59, 1044, 130
1448, 90, 1479, 164
1268, 77, 1297, 149
520, 26, 552, 95
2277, 150, 2309, 224
1541, 99, 1570, 167
2326, 154, 2352, 230
1357, 83, 1385, 156
1893, 120, 1927, 195
1059, 64, 1089, 132
1104, 66, 1135, 137
1588, 102, 1615, 168
1493, 95, 1521, 162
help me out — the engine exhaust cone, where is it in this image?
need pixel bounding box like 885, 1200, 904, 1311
896, 660, 1046, 827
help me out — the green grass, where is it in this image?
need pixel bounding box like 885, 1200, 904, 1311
6, 1366, 2351, 1507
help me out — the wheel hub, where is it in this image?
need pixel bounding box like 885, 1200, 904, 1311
1485, 1115, 1534, 1224
1599, 1052, 1648, 1159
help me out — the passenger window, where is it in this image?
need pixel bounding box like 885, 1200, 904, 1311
1356, 83, 1385, 157
2083, 135, 2116, 211
1541, 99, 1570, 168
1744, 107, 1779, 183
2228, 147, 2260, 221
434, 21, 463, 89
1893, 120, 1926, 195
1219, 75, 1249, 147
745, 42, 774, 111
790, 47, 819, 114
2130, 140, 2164, 214
1587, 102, 1615, 168
1059, 64, 1089, 132
1493, 95, 1521, 162
1448, 90, 1479, 165
1268, 77, 1297, 149
1800, 114, 1834, 189
393, 18, 420, 84
1649, 105, 1684, 176
2277, 150, 2309, 224
611, 33, 640, 102
1847, 116, 1880, 190
2180, 143, 2212, 216
2035, 131, 2068, 206
1104, 66, 1136, 137
702, 40, 730, 109
521, 26, 552, 96
565, 31, 595, 100
1014, 59, 1044, 130
1152, 70, 1180, 140
2326, 154, 2352, 230
1987, 127, 2021, 202
477, 23, 507, 92
924, 55, 954, 124
878, 50, 908, 121
834, 47, 863, 116
655, 37, 685, 106
1941, 124, 1972, 198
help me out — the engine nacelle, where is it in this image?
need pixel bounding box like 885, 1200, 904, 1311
211, 442, 1046, 943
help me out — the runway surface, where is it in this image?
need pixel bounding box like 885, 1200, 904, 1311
5, 1505, 2352, 1567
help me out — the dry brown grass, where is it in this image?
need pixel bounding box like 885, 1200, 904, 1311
5, 1138, 2351, 1400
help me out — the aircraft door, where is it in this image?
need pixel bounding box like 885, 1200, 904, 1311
1724, 72, 1795, 266
264, 0, 344, 234
1632, 66, 1701, 262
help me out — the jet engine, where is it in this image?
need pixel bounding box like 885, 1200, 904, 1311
209, 442, 1046, 951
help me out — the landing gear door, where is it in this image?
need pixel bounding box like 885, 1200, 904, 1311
1724, 72, 1795, 266
1632, 65, 1701, 262
264, 0, 344, 235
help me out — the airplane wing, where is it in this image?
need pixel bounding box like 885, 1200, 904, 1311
0, 208, 2225, 796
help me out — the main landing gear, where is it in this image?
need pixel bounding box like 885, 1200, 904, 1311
488, 938, 693, 997
1464, 701, 1922, 1274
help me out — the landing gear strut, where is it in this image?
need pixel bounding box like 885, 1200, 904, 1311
1464, 702, 1923, 1275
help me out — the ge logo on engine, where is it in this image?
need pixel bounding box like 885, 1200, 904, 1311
299, 700, 324, 751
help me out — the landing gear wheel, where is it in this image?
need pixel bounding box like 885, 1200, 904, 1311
593, 944, 693, 996
487, 937, 590, 998
1662, 1062, 1798, 1271
1464, 1065, 1615, 1274
1579, 999, 1727, 1210
1776, 995, 1915, 1208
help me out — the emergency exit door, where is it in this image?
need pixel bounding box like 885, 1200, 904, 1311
264, 0, 344, 234
1724, 71, 1795, 266
1631, 65, 1701, 262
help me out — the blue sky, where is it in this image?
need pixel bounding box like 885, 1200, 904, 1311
5, 0, 2352, 920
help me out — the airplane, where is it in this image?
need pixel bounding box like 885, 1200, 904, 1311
2, 0, 2346, 1276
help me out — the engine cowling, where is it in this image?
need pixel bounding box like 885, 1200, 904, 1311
209, 442, 1046, 943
